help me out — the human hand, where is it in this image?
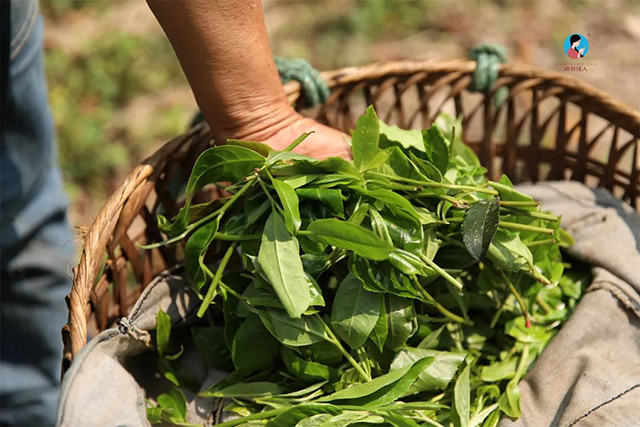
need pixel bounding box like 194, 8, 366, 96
149, 0, 349, 159
260, 116, 352, 160
216, 105, 352, 160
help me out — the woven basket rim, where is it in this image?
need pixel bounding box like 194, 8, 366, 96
283, 59, 640, 137
62, 58, 640, 374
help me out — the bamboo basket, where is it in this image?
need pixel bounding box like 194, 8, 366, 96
61, 59, 640, 376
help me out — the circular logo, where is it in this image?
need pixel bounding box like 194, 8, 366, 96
564, 34, 589, 59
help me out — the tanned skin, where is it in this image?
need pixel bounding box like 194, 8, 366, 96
147, 0, 350, 159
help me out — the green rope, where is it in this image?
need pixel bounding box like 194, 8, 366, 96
469, 43, 508, 107
274, 57, 330, 107
190, 57, 329, 128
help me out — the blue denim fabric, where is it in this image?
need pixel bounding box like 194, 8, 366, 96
1, 1, 75, 425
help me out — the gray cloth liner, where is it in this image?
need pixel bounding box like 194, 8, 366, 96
56, 181, 640, 427
56, 270, 232, 427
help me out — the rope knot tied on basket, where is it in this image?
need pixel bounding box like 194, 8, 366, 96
274, 56, 330, 107
469, 43, 508, 107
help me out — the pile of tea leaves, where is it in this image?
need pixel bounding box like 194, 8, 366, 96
144, 107, 589, 427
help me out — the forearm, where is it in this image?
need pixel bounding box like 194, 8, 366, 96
147, 0, 296, 140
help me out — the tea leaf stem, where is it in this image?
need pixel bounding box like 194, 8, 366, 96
197, 242, 238, 317
412, 276, 472, 325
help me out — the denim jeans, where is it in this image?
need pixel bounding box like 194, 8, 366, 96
1, 1, 75, 425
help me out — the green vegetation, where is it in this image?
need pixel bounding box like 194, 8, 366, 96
143, 108, 588, 426
44, 8, 188, 205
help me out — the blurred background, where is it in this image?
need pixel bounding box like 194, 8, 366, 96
41, 0, 640, 230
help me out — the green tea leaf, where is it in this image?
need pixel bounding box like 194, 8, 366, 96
318, 361, 417, 402
386, 295, 417, 350
191, 326, 233, 371
350, 256, 423, 300
422, 125, 450, 174
298, 341, 344, 366
306, 219, 394, 261
492, 175, 534, 206
379, 120, 424, 151
155, 309, 171, 356
184, 217, 219, 292
388, 250, 428, 276
415, 207, 439, 225
331, 274, 382, 350
258, 212, 311, 318
366, 148, 393, 170
498, 380, 521, 418
370, 297, 389, 352
482, 409, 501, 427
359, 188, 421, 222
208, 381, 284, 398
352, 105, 380, 171
558, 227, 575, 247
435, 113, 480, 167
297, 188, 345, 218
240, 282, 283, 311
348, 202, 370, 226
277, 381, 329, 399
295, 414, 334, 426
274, 156, 361, 178
156, 387, 187, 423
487, 230, 533, 272
301, 253, 331, 278
382, 413, 422, 427
306, 274, 326, 307
505, 317, 552, 343
307, 157, 362, 177
372, 146, 431, 184
370, 208, 393, 244
269, 404, 343, 427
347, 357, 434, 407
272, 178, 302, 234
463, 198, 500, 261
312, 173, 359, 188
281, 348, 339, 381
409, 152, 444, 182
391, 348, 465, 394
452, 140, 481, 169
267, 309, 328, 347
280, 174, 320, 189
481, 358, 517, 382
471, 385, 501, 426
161, 145, 264, 236
245, 196, 271, 226
452, 363, 471, 427
146, 406, 163, 424
267, 150, 315, 166
232, 313, 280, 374
417, 325, 445, 349
315, 411, 376, 426
387, 401, 447, 411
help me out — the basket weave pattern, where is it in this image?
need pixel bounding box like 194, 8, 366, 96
61, 59, 640, 375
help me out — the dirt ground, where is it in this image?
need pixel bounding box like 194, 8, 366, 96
42, 0, 640, 232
